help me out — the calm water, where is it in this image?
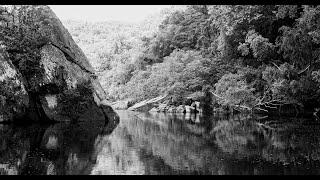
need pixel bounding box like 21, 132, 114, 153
1, 110, 320, 175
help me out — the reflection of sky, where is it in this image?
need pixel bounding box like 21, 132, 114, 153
90, 112, 146, 175
91, 133, 145, 175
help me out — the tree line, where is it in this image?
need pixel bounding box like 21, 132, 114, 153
4, 5, 320, 115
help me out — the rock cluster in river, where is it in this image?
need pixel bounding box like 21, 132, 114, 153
116, 95, 203, 114
149, 104, 199, 113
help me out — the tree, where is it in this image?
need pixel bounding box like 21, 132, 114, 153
0, 5, 51, 92
214, 72, 256, 110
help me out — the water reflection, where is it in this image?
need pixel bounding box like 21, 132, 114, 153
92, 111, 320, 175
0, 105, 119, 175
2, 110, 320, 175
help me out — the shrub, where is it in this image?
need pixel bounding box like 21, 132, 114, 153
58, 80, 94, 121
214, 72, 256, 108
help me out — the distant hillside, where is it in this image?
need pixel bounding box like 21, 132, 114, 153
61, 9, 171, 70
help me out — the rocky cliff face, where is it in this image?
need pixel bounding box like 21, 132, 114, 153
0, 53, 29, 122
0, 5, 118, 124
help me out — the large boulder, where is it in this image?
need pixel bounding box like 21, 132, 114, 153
0, 6, 118, 123
35, 6, 117, 122
0, 53, 29, 122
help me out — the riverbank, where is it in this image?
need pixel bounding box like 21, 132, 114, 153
110, 96, 319, 120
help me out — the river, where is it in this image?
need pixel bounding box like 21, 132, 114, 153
1, 110, 320, 175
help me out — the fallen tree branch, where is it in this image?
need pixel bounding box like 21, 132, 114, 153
298, 65, 310, 75
256, 115, 269, 120
236, 105, 252, 110
256, 122, 275, 130
272, 62, 281, 71
314, 108, 320, 120
255, 107, 269, 112
210, 91, 223, 99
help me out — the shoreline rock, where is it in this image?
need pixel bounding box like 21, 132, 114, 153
145, 103, 201, 114
0, 6, 118, 124
110, 99, 133, 110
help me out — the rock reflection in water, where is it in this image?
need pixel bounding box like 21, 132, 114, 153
0, 106, 119, 175
2, 110, 320, 175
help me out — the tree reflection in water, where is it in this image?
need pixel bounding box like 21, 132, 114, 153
92, 111, 320, 175
2, 110, 320, 175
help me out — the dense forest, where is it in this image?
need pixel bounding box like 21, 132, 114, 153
62, 5, 320, 116
1, 5, 320, 116
63, 5, 320, 116
0, 5, 312, 117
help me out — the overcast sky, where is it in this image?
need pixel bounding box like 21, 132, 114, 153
49, 5, 173, 23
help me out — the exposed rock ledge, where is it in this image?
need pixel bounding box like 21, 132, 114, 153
0, 6, 118, 124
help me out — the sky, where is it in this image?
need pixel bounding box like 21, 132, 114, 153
49, 5, 173, 23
